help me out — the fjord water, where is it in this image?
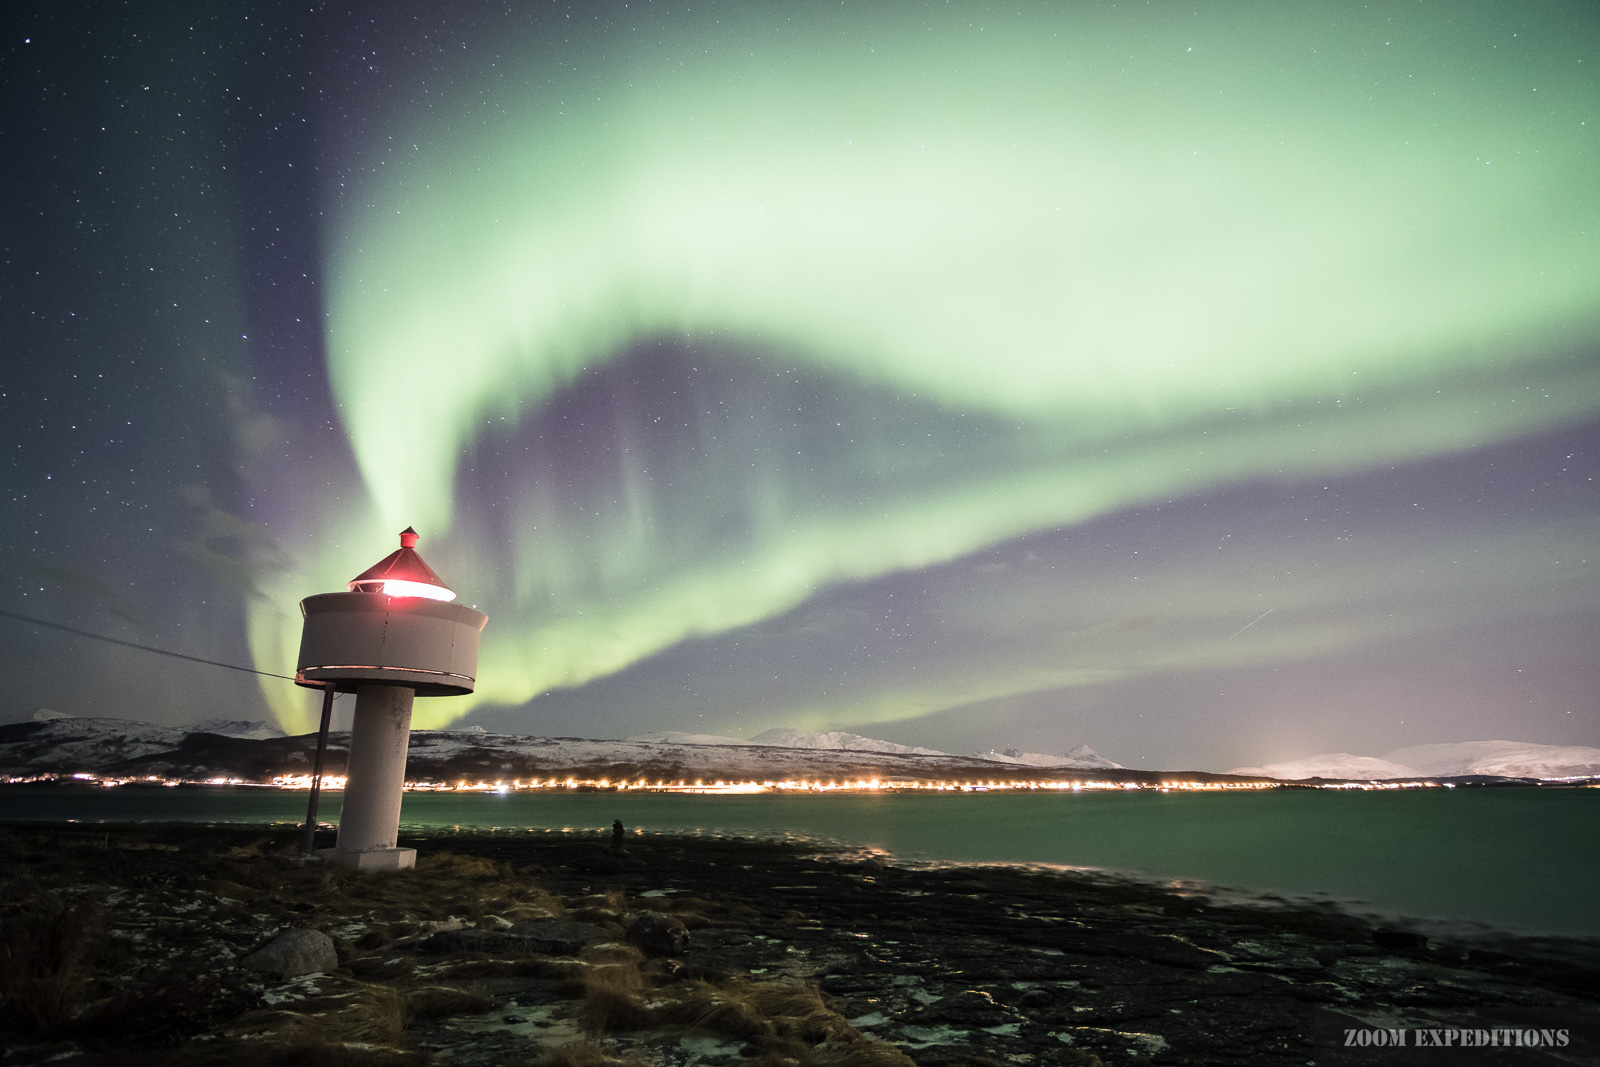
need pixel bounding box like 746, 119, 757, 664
5, 786, 1595, 940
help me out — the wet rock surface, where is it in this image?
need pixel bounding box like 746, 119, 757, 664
0, 822, 1595, 1067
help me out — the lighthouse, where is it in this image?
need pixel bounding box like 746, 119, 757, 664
295, 528, 487, 870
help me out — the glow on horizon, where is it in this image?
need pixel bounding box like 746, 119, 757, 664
259, 1, 1600, 731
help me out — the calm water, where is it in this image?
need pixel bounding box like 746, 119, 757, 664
3, 785, 1596, 941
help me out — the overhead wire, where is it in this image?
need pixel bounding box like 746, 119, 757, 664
0, 607, 297, 682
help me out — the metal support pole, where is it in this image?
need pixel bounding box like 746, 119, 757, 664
300, 685, 336, 856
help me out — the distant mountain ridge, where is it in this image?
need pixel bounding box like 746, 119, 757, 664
183, 719, 287, 740
747, 728, 948, 756
4, 716, 1590, 785
976, 744, 1124, 770
626, 728, 1120, 769
1229, 740, 1600, 781
0, 716, 1192, 785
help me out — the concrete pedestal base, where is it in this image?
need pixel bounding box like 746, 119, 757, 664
335, 684, 415, 856
318, 846, 417, 871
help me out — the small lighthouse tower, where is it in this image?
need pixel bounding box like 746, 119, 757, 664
295, 528, 487, 870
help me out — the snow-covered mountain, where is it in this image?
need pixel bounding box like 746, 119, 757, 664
626, 730, 750, 747
747, 728, 948, 756
183, 719, 286, 740
401, 729, 987, 781
1382, 741, 1600, 780
1227, 754, 1423, 781
0, 717, 1163, 785
16, 716, 1586, 785
1229, 741, 1600, 781
977, 744, 1125, 771
0, 716, 190, 771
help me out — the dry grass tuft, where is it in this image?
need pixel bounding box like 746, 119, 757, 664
833, 1039, 921, 1067
0, 895, 100, 1034
739, 1034, 920, 1067
0, 827, 928, 1067
270, 849, 560, 926
649, 976, 854, 1046
535, 1039, 655, 1067
355, 925, 400, 950
405, 983, 495, 1019
141, 1037, 437, 1067
570, 945, 866, 1054
566, 889, 628, 926
651, 978, 774, 1041
648, 896, 721, 928
435, 955, 578, 980
260, 983, 412, 1047
577, 956, 650, 1033
347, 955, 417, 982
745, 978, 855, 1043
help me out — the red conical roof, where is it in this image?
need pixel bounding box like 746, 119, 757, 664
348, 527, 456, 601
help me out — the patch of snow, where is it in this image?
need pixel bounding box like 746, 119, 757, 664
33, 708, 74, 721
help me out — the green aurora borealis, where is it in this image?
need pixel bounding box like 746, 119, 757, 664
217, 1, 1600, 755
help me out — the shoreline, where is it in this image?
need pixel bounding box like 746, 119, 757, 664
418, 822, 1600, 968
6, 782, 1599, 950
3, 820, 1596, 1066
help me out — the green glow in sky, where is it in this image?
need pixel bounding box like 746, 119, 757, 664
263, 1, 1598, 731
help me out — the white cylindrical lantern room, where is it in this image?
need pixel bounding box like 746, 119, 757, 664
295, 528, 487, 870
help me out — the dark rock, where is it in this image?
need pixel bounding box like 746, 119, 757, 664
509, 918, 611, 955
1048, 930, 1224, 969
240, 927, 339, 977
420, 919, 606, 956
930, 989, 1011, 1026
627, 909, 691, 956
822, 973, 891, 994
420, 929, 535, 955
1372, 928, 1427, 951
1018, 988, 1055, 1009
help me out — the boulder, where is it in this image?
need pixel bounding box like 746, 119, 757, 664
627, 910, 691, 956
241, 927, 339, 978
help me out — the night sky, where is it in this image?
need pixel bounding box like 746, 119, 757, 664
3, 0, 1596, 771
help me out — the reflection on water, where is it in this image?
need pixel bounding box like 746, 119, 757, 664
1, 784, 1594, 939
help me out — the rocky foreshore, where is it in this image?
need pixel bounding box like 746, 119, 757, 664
1, 822, 1596, 1066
